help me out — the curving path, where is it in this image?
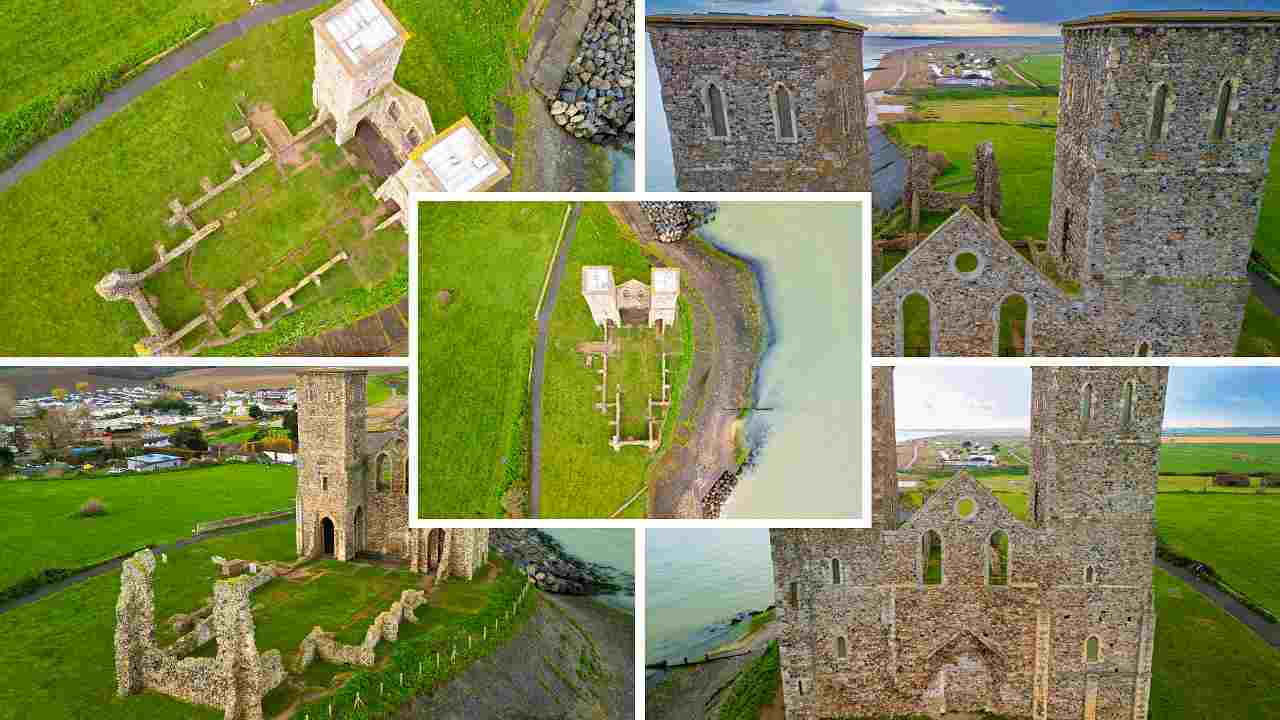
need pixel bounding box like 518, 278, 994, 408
1155, 558, 1280, 648
1251, 268, 1280, 317
0, 0, 329, 192
528, 203, 581, 517
0, 515, 293, 616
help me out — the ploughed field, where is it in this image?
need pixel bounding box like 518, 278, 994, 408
0, 463, 296, 592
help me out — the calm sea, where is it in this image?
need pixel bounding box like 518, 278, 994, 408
646, 529, 774, 665
897, 427, 1280, 442
543, 528, 635, 611
699, 203, 863, 519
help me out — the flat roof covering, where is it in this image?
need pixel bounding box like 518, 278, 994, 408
409, 117, 509, 193
1063, 10, 1280, 28
313, 0, 406, 71
651, 268, 679, 291
646, 13, 866, 32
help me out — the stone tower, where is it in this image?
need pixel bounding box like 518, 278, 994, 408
312, 0, 409, 145
295, 368, 369, 562
582, 266, 621, 327
649, 267, 680, 329
647, 14, 871, 192
870, 366, 899, 529
1048, 11, 1280, 356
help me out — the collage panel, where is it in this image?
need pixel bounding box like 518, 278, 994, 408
646, 365, 1280, 719
0, 365, 636, 720
415, 198, 867, 520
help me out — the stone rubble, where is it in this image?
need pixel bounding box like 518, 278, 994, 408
550, 0, 635, 146
638, 201, 718, 243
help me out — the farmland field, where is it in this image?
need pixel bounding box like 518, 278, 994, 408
418, 202, 565, 517
1015, 54, 1063, 87
0, 463, 296, 591
1157, 442, 1280, 476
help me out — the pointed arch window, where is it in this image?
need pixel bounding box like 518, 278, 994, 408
1212, 80, 1233, 142
773, 83, 796, 141
1120, 380, 1136, 430
1085, 636, 1101, 662
836, 636, 848, 659
789, 581, 798, 608
707, 83, 729, 138
831, 557, 842, 585
1085, 565, 1098, 585
922, 530, 943, 585
988, 530, 1009, 586
1148, 83, 1168, 145
1061, 208, 1072, 259
1080, 383, 1093, 432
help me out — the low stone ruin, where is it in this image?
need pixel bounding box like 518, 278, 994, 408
550, 0, 635, 146
114, 549, 284, 720
296, 589, 427, 670
1213, 473, 1251, 487
638, 201, 718, 243
903, 141, 1001, 233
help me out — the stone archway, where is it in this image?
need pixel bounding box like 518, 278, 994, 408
427, 529, 445, 572
321, 517, 336, 556
925, 632, 1003, 715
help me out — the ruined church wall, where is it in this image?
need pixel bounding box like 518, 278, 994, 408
364, 438, 410, 559
648, 23, 869, 191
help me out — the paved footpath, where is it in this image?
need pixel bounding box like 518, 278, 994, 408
528, 203, 581, 517
0, 0, 329, 193
1155, 558, 1280, 648
1251, 268, 1280, 318
0, 515, 294, 616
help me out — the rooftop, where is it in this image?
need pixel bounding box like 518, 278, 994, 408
132, 453, 181, 463
407, 118, 509, 193
583, 266, 614, 292
1062, 10, 1280, 28
646, 13, 866, 33
313, 0, 406, 69
652, 268, 679, 292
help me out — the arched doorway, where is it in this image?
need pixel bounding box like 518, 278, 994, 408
927, 634, 997, 715
321, 517, 335, 556
353, 507, 364, 555
427, 529, 446, 572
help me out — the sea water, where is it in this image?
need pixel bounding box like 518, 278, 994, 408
543, 528, 635, 611
699, 203, 863, 519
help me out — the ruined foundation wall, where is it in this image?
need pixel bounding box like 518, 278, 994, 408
648, 20, 870, 191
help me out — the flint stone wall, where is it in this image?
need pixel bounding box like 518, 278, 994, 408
297, 589, 427, 670
550, 0, 635, 145
648, 18, 870, 191
1047, 21, 1280, 357
905, 142, 1002, 226
871, 208, 1093, 357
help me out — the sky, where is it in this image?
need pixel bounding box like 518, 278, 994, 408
893, 366, 1280, 430
647, 1, 1280, 36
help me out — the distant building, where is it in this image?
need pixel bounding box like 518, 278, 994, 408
127, 453, 183, 472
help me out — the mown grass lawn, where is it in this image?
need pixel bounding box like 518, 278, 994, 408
0, 0, 254, 115
0, 463, 296, 591
1157, 442, 1280, 475
1156, 493, 1280, 618
418, 202, 565, 517
914, 96, 1058, 125
1256, 129, 1280, 271
1016, 53, 1063, 87
539, 204, 690, 518
1150, 568, 1280, 720
0, 0, 525, 356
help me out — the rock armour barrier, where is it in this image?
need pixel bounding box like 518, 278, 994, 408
549, 0, 635, 146
490, 529, 629, 596
638, 201, 718, 243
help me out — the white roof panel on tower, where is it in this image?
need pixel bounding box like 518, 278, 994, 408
584, 267, 613, 291
325, 0, 398, 63
652, 268, 679, 291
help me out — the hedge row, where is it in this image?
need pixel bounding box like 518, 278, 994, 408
0, 14, 213, 171
295, 563, 538, 719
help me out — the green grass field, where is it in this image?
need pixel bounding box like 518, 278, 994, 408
367, 371, 408, 407
0, 0, 525, 356
1158, 443, 1280, 475
914, 96, 1058, 125
1016, 54, 1063, 87
0, 463, 296, 590
1257, 130, 1280, 271
0, 521, 524, 720
1157, 494, 1280, 617
540, 204, 689, 518
1150, 568, 1280, 719
419, 202, 565, 517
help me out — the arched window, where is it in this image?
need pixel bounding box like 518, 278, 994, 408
831, 557, 842, 585
789, 581, 798, 607
1080, 383, 1093, 431
376, 453, 391, 491
988, 530, 1009, 586
902, 292, 931, 357
1085, 636, 1101, 662
922, 530, 943, 585
707, 83, 729, 138
1120, 380, 1136, 429
774, 84, 796, 141
406, 126, 422, 148
1136, 341, 1151, 357
1085, 565, 1097, 585
836, 636, 848, 659
1212, 80, 1233, 142
798, 679, 804, 695
388, 100, 401, 121
321, 475, 329, 491
1148, 83, 1168, 145
1061, 208, 1072, 258
997, 295, 1029, 357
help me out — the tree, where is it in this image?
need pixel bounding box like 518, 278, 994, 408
283, 409, 299, 443
75, 381, 90, 394
991, 442, 1001, 453
961, 440, 973, 450
987, 57, 999, 67
955, 51, 966, 61
27, 407, 90, 458
172, 426, 208, 452
51, 387, 68, 401
248, 405, 264, 420
0, 447, 14, 467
